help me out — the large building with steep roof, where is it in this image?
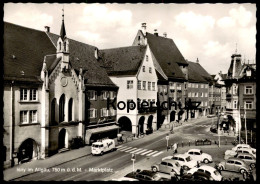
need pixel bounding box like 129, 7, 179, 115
132, 23, 189, 124
186, 60, 211, 118
99, 45, 158, 136
3, 15, 118, 168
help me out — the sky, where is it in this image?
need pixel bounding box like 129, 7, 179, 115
4, 3, 256, 74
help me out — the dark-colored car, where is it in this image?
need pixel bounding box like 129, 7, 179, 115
180, 171, 214, 181
125, 170, 163, 181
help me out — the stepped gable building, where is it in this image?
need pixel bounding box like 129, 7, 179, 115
99, 45, 158, 136
186, 60, 210, 119
223, 53, 256, 133
3, 15, 118, 168
132, 23, 188, 125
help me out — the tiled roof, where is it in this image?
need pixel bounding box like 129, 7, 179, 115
99, 46, 147, 76
4, 22, 56, 82
187, 61, 209, 83
156, 70, 168, 82
46, 33, 117, 87
146, 32, 188, 80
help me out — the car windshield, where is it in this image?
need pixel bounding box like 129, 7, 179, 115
186, 156, 191, 162
92, 144, 99, 148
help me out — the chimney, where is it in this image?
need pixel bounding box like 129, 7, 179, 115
141, 23, 147, 35
196, 58, 199, 63
163, 32, 167, 38
154, 29, 158, 36
44, 26, 50, 32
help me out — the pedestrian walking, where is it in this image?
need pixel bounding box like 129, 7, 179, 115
173, 143, 178, 154
180, 166, 184, 176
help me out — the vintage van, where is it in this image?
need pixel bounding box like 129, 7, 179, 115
91, 139, 116, 155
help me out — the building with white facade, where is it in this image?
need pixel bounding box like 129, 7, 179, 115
100, 45, 158, 136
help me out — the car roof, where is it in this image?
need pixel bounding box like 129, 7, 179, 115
162, 159, 179, 164
237, 153, 255, 157
174, 154, 188, 158
188, 149, 201, 152
199, 165, 215, 171
238, 148, 254, 151
228, 157, 246, 162
236, 144, 250, 147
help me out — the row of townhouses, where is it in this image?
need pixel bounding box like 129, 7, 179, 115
3, 14, 255, 168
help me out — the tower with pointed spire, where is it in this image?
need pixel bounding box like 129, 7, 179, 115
57, 8, 69, 70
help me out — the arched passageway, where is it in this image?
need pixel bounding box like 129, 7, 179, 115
138, 116, 145, 135
18, 138, 39, 163
58, 128, 69, 149
118, 116, 132, 132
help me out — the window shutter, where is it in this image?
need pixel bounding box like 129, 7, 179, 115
94, 109, 97, 118
100, 109, 103, 117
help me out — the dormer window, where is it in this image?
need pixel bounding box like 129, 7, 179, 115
246, 69, 251, 77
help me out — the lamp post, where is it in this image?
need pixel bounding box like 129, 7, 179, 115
245, 108, 247, 144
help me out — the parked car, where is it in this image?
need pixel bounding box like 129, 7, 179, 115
151, 159, 181, 175
162, 154, 198, 170
122, 169, 163, 181
185, 149, 213, 163
135, 170, 163, 181
218, 157, 251, 174
236, 153, 256, 168
187, 165, 222, 181
195, 139, 211, 146
225, 147, 256, 160
236, 148, 256, 158
232, 144, 255, 152
180, 171, 218, 181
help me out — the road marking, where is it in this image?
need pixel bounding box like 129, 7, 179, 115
152, 151, 164, 157
118, 147, 133, 151
116, 145, 124, 148
197, 134, 205, 135
130, 148, 143, 154
125, 148, 138, 152
134, 149, 148, 154
141, 150, 154, 155
116, 145, 127, 149
116, 146, 128, 150
147, 151, 158, 156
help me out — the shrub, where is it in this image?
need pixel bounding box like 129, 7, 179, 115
69, 136, 84, 149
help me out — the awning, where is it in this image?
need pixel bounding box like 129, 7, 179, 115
85, 125, 119, 144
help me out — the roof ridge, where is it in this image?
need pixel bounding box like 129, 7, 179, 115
101, 45, 146, 51
4, 21, 47, 34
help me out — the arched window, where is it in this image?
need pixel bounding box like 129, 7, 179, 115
68, 98, 73, 121
64, 42, 66, 52
59, 42, 61, 51
51, 98, 56, 123
59, 94, 65, 122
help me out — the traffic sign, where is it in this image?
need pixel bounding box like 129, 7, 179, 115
131, 153, 136, 161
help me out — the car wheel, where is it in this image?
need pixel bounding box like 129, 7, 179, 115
250, 163, 255, 168
240, 169, 246, 174
203, 159, 209, 164
100, 151, 103, 156
152, 167, 158, 172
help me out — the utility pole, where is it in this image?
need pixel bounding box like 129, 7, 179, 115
245, 109, 247, 144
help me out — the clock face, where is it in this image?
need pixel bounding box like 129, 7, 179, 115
61, 77, 68, 87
